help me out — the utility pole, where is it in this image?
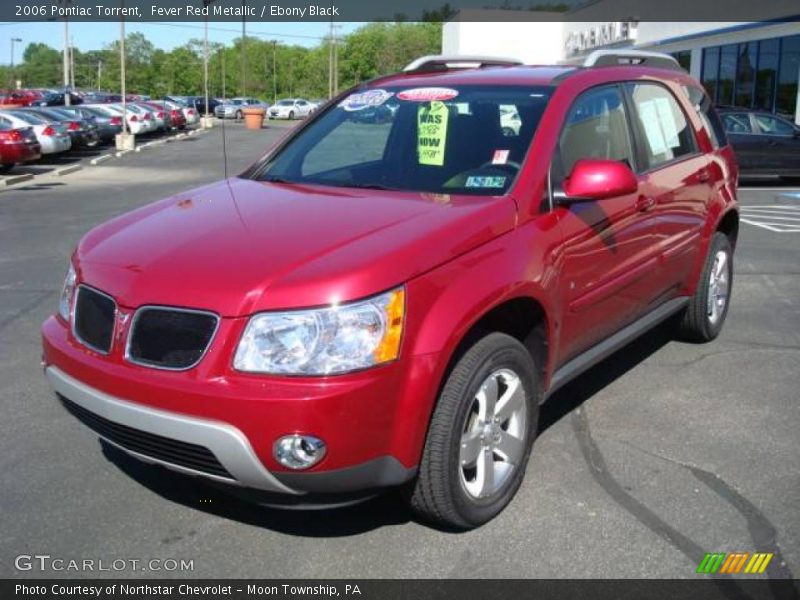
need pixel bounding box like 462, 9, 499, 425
69, 36, 75, 90
10, 37, 22, 89
97, 60, 102, 91
221, 48, 226, 100
328, 20, 334, 99
272, 40, 277, 104
203, 16, 210, 126
120, 15, 126, 127
116, 0, 134, 150
333, 25, 338, 96
63, 17, 70, 105
241, 0, 246, 96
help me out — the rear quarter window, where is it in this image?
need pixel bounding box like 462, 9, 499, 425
682, 84, 728, 148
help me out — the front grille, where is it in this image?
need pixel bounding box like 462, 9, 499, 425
127, 307, 218, 370
73, 286, 116, 354
59, 396, 233, 480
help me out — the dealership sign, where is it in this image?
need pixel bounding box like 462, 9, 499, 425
565, 22, 638, 57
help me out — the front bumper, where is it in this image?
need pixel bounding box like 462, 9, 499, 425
42, 316, 430, 495
47, 365, 298, 493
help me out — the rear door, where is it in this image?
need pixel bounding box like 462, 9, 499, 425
751, 113, 800, 174
624, 81, 711, 301
554, 84, 657, 361
721, 112, 763, 174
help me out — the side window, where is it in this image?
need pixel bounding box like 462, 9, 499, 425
722, 113, 753, 134
627, 83, 697, 169
754, 115, 795, 136
301, 115, 394, 177
558, 85, 635, 177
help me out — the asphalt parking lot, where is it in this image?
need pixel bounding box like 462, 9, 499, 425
0, 124, 798, 582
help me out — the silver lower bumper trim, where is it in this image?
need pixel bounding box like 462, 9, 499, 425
46, 366, 300, 495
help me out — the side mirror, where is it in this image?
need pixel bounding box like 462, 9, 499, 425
557, 159, 638, 204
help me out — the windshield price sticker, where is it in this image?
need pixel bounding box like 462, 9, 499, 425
417, 101, 450, 166
466, 176, 507, 189
492, 149, 510, 165
398, 87, 459, 102
339, 89, 394, 112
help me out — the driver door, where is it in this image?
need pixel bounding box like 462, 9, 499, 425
554, 84, 657, 361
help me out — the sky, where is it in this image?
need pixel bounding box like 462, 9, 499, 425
0, 21, 363, 64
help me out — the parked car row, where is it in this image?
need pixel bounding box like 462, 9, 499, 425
0, 102, 191, 175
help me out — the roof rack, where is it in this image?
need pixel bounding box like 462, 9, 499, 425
583, 50, 684, 72
403, 55, 523, 73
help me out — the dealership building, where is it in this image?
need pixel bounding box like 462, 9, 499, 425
443, 5, 800, 123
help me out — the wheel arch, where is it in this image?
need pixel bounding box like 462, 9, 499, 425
716, 207, 740, 250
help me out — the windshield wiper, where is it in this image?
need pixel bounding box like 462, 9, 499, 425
262, 175, 293, 184
341, 182, 397, 191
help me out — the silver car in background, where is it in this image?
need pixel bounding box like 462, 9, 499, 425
215, 97, 269, 119
0, 109, 72, 154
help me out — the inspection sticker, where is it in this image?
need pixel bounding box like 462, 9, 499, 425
465, 176, 506, 189
417, 101, 449, 166
399, 87, 459, 102
338, 89, 394, 111
492, 149, 510, 165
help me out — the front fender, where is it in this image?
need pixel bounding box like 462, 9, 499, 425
389, 218, 561, 466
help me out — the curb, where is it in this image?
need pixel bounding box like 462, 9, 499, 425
115, 150, 132, 158
0, 173, 34, 186
55, 165, 83, 176
90, 154, 113, 165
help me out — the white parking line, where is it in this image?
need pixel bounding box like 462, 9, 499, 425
740, 205, 800, 232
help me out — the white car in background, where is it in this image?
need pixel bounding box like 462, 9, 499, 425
0, 109, 72, 154
500, 105, 522, 136
268, 98, 314, 120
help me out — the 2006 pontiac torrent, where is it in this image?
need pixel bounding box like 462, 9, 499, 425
43, 51, 739, 529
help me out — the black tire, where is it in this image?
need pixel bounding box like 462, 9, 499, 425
289, 111, 295, 120
0, 164, 14, 174
407, 332, 540, 530
235, 110, 242, 120
678, 232, 733, 342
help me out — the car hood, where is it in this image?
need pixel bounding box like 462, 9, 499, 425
76, 177, 516, 317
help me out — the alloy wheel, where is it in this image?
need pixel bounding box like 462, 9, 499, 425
459, 369, 527, 499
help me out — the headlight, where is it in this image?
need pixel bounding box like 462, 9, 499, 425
234, 288, 405, 375
58, 263, 77, 322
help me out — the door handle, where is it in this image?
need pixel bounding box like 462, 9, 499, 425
635, 196, 656, 212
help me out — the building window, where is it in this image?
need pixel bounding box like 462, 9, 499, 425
735, 42, 757, 108
702, 47, 720, 103
672, 50, 691, 72
756, 38, 780, 111
701, 34, 800, 118
777, 34, 800, 116
718, 44, 738, 106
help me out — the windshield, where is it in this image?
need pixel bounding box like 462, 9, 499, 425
277, 100, 295, 106
254, 85, 551, 196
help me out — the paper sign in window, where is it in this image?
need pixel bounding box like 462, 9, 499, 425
639, 100, 670, 159
417, 101, 449, 166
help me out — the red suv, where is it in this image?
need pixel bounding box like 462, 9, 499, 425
42, 52, 738, 529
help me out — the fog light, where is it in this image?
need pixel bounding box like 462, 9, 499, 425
274, 435, 326, 470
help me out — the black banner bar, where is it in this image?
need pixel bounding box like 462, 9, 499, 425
4, 0, 800, 22
4, 579, 800, 600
